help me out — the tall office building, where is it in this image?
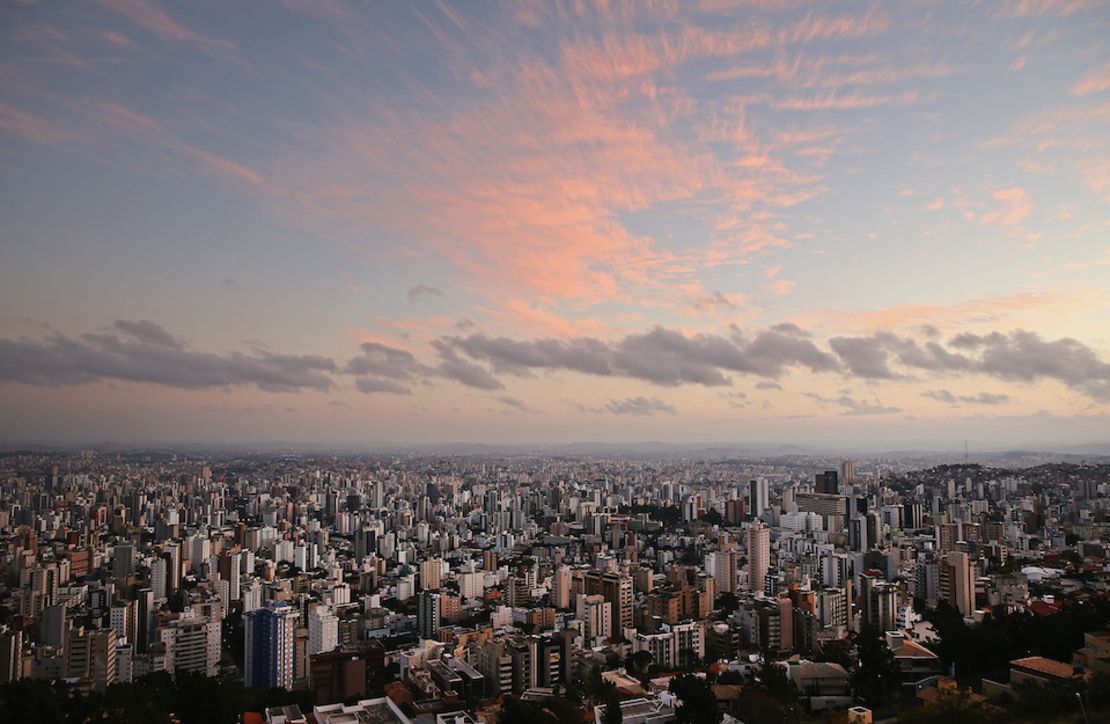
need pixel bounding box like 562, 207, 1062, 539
839, 460, 856, 484
112, 543, 135, 580
749, 479, 769, 518
0, 630, 22, 683
417, 590, 441, 641
150, 556, 168, 601
137, 587, 155, 652
244, 602, 298, 690
816, 470, 839, 495
747, 521, 770, 595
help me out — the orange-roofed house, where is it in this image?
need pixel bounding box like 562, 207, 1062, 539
1009, 656, 1081, 687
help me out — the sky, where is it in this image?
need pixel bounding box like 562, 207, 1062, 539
1, 0, 1109, 448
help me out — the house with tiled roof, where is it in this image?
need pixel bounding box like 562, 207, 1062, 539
885, 631, 944, 691
982, 654, 1084, 699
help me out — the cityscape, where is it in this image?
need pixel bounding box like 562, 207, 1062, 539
1, 448, 1109, 723
2, 1, 1110, 723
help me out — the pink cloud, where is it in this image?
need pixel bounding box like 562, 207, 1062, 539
98, 0, 231, 49
800, 289, 1099, 333
0, 103, 84, 146
980, 187, 1031, 227
1073, 62, 1110, 96
774, 90, 921, 111
771, 279, 796, 295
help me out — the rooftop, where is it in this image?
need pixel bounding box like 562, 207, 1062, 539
1011, 656, 1077, 681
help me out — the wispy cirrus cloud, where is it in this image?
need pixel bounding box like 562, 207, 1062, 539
1072, 61, 1110, 96
980, 187, 1031, 227
98, 0, 231, 50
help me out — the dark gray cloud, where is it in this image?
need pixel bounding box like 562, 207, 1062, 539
407, 285, 444, 303
354, 377, 412, 395
831, 330, 1110, 400
345, 342, 424, 379
0, 322, 336, 392
442, 325, 838, 388
804, 392, 901, 415
496, 395, 538, 413
112, 319, 184, 349
605, 397, 678, 416
450, 334, 612, 376
693, 291, 736, 309
828, 335, 896, 378
951, 330, 1110, 399
4, 321, 1106, 404
922, 389, 1012, 405
345, 341, 428, 394
719, 391, 749, 408
431, 341, 504, 390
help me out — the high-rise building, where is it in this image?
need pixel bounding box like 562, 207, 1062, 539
151, 557, 168, 602
712, 548, 738, 594
41, 604, 68, 648
244, 602, 298, 690
584, 571, 633, 638
577, 593, 612, 644
67, 628, 117, 691
0, 630, 22, 683
552, 566, 571, 610
816, 470, 839, 495
419, 558, 442, 591
309, 606, 339, 656
164, 615, 221, 677
110, 601, 137, 647
942, 551, 975, 617
749, 479, 769, 518
858, 570, 898, 632
137, 588, 155, 652
747, 521, 770, 595
112, 543, 135, 580
416, 590, 441, 641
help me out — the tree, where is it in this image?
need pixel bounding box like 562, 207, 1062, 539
716, 592, 739, 614
583, 665, 606, 703
750, 660, 798, 705
896, 689, 993, 724
602, 682, 623, 724
669, 674, 720, 723
497, 698, 559, 724
852, 624, 901, 705
628, 650, 654, 675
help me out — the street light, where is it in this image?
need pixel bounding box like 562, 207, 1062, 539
1075, 691, 1089, 724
